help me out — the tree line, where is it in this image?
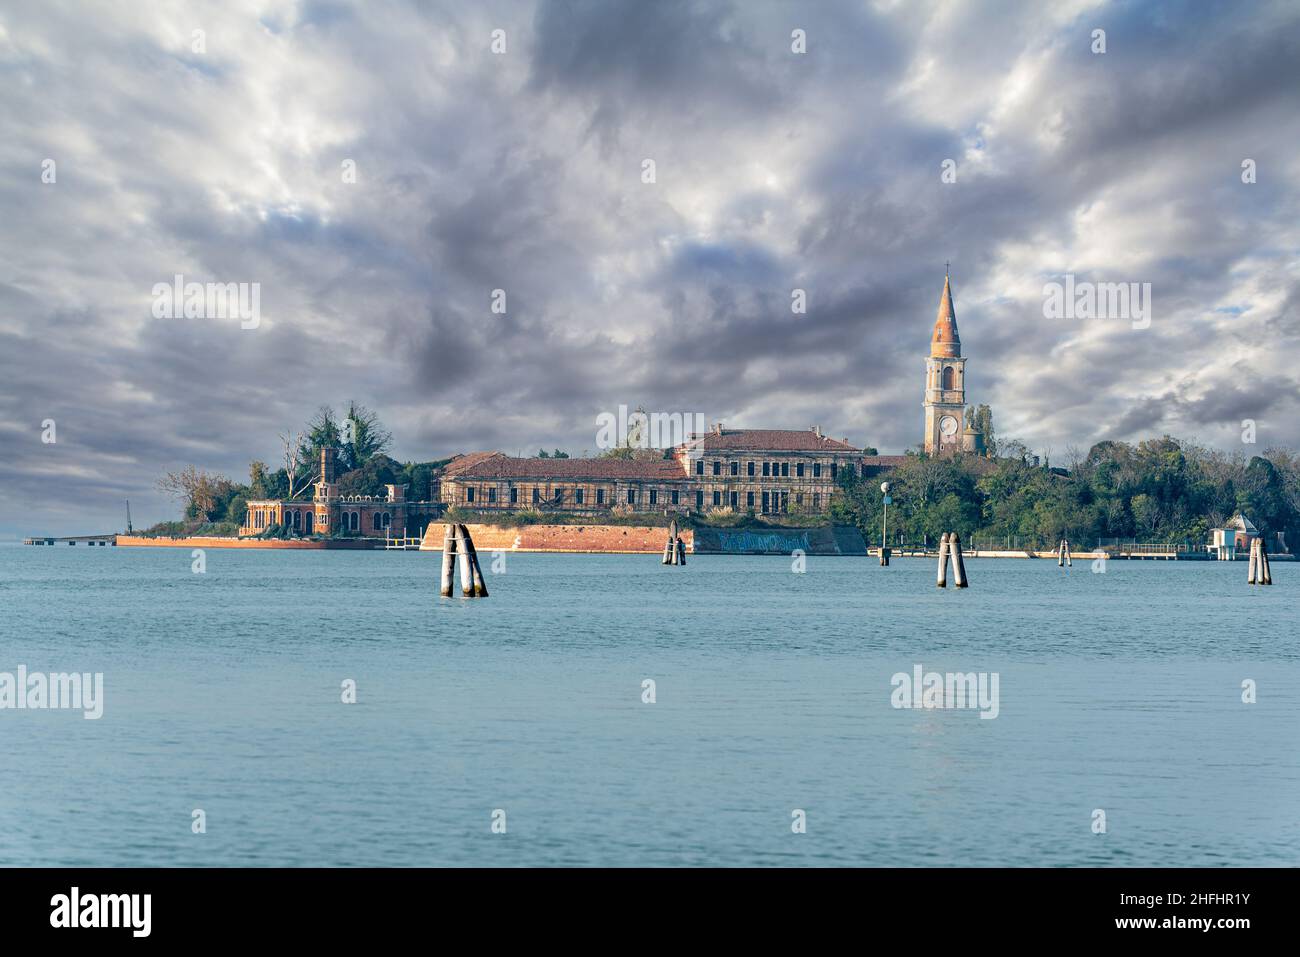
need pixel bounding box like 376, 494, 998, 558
831, 435, 1300, 549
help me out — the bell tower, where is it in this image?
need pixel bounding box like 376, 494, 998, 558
923, 268, 967, 454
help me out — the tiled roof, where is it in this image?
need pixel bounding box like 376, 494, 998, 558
440, 451, 508, 476
446, 455, 687, 481
682, 429, 860, 452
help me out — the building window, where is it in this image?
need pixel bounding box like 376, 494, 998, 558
467, 487, 475, 503
942, 366, 955, 390
813, 493, 820, 509
763, 462, 770, 477
747, 461, 755, 476
696, 490, 704, 508
671, 490, 679, 505
510, 487, 518, 504
596, 488, 605, 505
830, 463, 838, 479
813, 462, 821, 478
781, 463, 789, 477
729, 491, 738, 508
382, 512, 391, 528
576, 488, 584, 504
532, 488, 540, 504
730, 462, 738, 476
796, 493, 803, 506
712, 461, 720, 476
488, 487, 496, 503
762, 491, 770, 513
746, 491, 754, 508
649, 489, 657, 505
627, 488, 636, 505
695, 460, 704, 475
797, 463, 806, 477
712, 491, 721, 506
373, 513, 382, 530
554, 489, 564, 505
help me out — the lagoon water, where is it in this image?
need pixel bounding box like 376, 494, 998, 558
1, 542, 1297, 867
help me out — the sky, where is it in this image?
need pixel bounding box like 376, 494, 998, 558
2, 0, 1299, 536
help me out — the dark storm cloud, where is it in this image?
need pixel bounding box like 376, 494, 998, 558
1, 0, 1298, 535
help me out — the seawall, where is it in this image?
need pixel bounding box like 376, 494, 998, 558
116, 536, 384, 550
419, 523, 867, 555
419, 523, 684, 554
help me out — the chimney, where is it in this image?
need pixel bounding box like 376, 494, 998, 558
811, 425, 822, 438
321, 447, 336, 484
386, 483, 407, 503
711, 422, 723, 435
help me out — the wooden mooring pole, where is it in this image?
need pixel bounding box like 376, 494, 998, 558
936, 533, 950, 588
461, 523, 489, 597
1248, 538, 1259, 584
951, 531, 969, 588
439, 523, 457, 597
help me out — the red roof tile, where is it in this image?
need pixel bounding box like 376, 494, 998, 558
446, 455, 687, 481
681, 428, 860, 452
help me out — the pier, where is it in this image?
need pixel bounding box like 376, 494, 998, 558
23, 534, 116, 546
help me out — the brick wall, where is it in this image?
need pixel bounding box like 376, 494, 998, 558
420, 523, 691, 554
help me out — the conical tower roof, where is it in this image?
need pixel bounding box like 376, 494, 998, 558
931, 273, 961, 358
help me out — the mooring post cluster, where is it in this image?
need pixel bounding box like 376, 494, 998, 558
1248, 538, 1272, 585
661, 519, 686, 566
936, 532, 969, 588
1057, 539, 1072, 567
440, 523, 488, 597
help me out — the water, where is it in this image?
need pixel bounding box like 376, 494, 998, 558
1, 542, 1296, 867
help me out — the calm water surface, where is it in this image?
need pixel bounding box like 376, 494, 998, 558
1, 543, 1296, 866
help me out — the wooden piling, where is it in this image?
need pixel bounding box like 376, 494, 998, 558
951, 531, 969, 588
461, 524, 489, 597
880, 546, 890, 567
1064, 540, 1072, 567
439, 523, 456, 597
453, 523, 474, 597
1259, 539, 1272, 585
936, 533, 949, 588
662, 538, 674, 564
675, 536, 686, 565
1248, 538, 1259, 584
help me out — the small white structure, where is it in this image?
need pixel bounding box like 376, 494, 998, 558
1209, 513, 1259, 561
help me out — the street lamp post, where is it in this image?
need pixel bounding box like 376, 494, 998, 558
880, 481, 892, 566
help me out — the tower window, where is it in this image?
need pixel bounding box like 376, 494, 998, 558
942, 366, 955, 390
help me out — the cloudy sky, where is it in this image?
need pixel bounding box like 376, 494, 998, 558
2, 0, 1298, 535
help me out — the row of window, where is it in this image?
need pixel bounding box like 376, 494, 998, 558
694, 460, 840, 479
461, 486, 822, 511
247, 509, 391, 532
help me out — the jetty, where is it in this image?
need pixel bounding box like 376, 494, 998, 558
23, 534, 116, 546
